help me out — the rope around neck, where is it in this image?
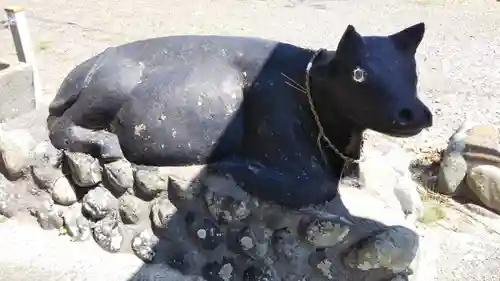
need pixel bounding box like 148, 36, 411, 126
282, 49, 362, 163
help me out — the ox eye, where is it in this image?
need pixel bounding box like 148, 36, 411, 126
352, 67, 367, 83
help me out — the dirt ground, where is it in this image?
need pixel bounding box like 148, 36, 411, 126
1, 1, 500, 280
1, 0, 499, 151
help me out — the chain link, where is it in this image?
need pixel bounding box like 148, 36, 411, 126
304, 48, 363, 165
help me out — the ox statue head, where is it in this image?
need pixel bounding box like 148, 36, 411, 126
325, 22, 432, 137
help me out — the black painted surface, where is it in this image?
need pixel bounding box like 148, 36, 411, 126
47, 23, 432, 208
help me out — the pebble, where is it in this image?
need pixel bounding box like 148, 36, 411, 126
134, 168, 168, 198
466, 165, 500, 213
236, 223, 273, 260
32, 141, 63, 168
343, 226, 419, 274
31, 165, 65, 190
103, 159, 134, 194
150, 196, 177, 229
82, 185, 117, 220
438, 123, 500, 196
298, 213, 352, 248
0, 129, 36, 179
119, 194, 146, 224
437, 151, 468, 195
203, 174, 255, 224
65, 151, 102, 187
92, 213, 123, 253
62, 205, 92, 241
131, 228, 159, 262
308, 250, 337, 280
51, 177, 77, 206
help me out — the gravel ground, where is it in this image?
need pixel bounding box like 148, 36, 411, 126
1, 0, 500, 151
1, 0, 500, 280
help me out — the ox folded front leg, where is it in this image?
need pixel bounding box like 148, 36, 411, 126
205, 159, 337, 208
48, 117, 124, 162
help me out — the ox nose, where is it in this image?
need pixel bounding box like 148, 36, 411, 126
395, 106, 433, 128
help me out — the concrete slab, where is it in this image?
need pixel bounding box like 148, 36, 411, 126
0, 61, 36, 123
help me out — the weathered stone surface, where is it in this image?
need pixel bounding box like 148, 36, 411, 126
438, 123, 500, 193
236, 223, 273, 260
32, 166, 77, 206
32, 199, 64, 230
438, 123, 500, 212
104, 159, 134, 194
32, 141, 62, 168
389, 274, 408, 281
359, 143, 424, 220
150, 196, 177, 229
0, 62, 36, 122
62, 204, 92, 241
167, 248, 205, 275
168, 176, 201, 203
343, 226, 419, 274
32, 165, 65, 190
464, 202, 500, 219
204, 174, 256, 224
243, 265, 280, 281
185, 212, 225, 250
309, 249, 337, 280
65, 152, 102, 187
0, 129, 36, 179
92, 213, 124, 253
134, 168, 168, 198
131, 228, 159, 262
283, 273, 309, 281
461, 124, 500, 163
82, 185, 117, 220
0, 174, 20, 218
437, 151, 468, 195
0, 137, 430, 281
202, 259, 236, 281
272, 228, 303, 263
298, 212, 352, 248
466, 165, 500, 213
119, 194, 147, 224
52, 177, 78, 206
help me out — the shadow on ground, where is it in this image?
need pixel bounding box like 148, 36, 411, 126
114, 45, 420, 281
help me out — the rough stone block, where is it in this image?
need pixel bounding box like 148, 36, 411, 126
0, 61, 36, 123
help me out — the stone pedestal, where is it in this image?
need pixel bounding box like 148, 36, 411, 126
0, 61, 36, 123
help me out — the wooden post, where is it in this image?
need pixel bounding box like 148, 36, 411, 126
4, 6, 42, 108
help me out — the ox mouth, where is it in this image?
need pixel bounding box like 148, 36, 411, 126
386, 127, 425, 138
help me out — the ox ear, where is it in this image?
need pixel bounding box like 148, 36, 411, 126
336, 25, 365, 61
389, 22, 425, 54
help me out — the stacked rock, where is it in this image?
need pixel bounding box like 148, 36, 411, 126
0, 129, 423, 281
438, 122, 500, 214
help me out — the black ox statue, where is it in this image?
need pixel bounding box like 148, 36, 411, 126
47, 23, 433, 208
